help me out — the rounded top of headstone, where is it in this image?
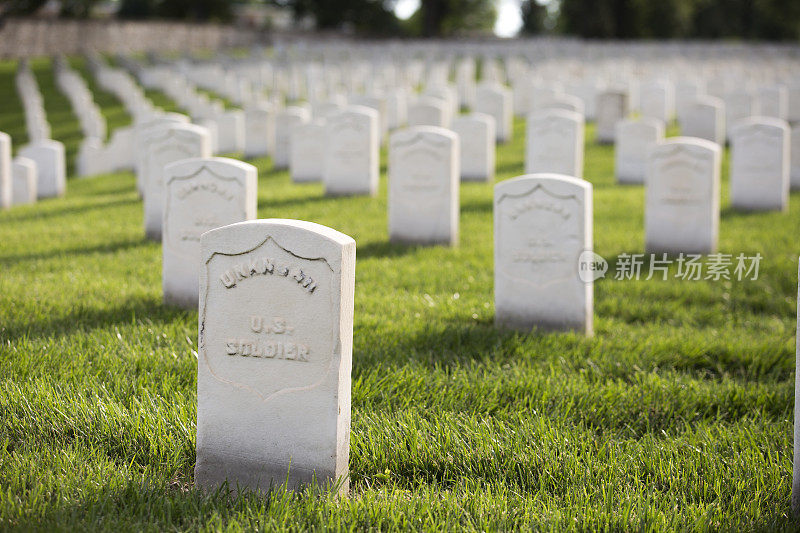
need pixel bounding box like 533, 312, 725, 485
655, 136, 721, 154
527, 107, 585, 123
730, 116, 790, 135
497, 173, 592, 194
390, 125, 459, 146
201, 219, 356, 256
164, 156, 257, 178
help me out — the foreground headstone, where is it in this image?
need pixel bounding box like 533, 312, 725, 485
596, 90, 629, 144
615, 118, 665, 184
11, 157, 37, 205
162, 158, 257, 308
730, 117, 790, 211
451, 113, 495, 182
645, 137, 721, 254
525, 109, 584, 178
682, 96, 725, 145
323, 106, 379, 196
143, 123, 212, 240
0, 132, 10, 209
18, 139, 65, 199
494, 174, 593, 335
388, 127, 459, 245
195, 219, 355, 495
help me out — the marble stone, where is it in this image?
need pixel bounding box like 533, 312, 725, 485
273, 107, 311, 170
0, 132, 10, 209
195, 219, 355, 495
645, 137, 721, 254
791, 123, 800, 191
494, 174, 593, 335
11, 156, 37, 205
323, 106, 379, 196
596, 90, 629, 144
615, 118, 665, 184
18, 139, 66, 199
681, 96, 725, 145
290, 120, 327, 183
244, 105, 273, 158
475, 83, 513, 143
730, 117, 790, 211
525, 109, 584, 178
388, 127, 459, 246
407, 97, 449, 129
451, 113, 495, 183
162, 157, 257, 308
143, 123, 212, 240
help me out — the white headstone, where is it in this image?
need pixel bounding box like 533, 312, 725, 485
212, 110, 245, 154
682, 96, 725, 146
11, 157, 37, 205
596, 90, 629, 144
388, 127, 459, 246
143, 123, 212, 240
162, 157, 257, 308
730, 117, 790, 211
475, 84, 513, 143
290, 120, 327, 184
323, 106, 379, 196
639, 80, 675, 123
273, 107, 311, 170
195, 219, 355, 495
0, 132, 10, 209
724, 91, 757, 141
615, 118, 665, 185
18, 139, 66, 199
244, 105, 273, 158
792, 258, 800, 515
494, 174, 593, 335
757, 85, 788, 120
791, 123, 800, 191
407, 97, 449, 129
451, 113, 495, 183
525, 109, 584, 178
645, 137, 721, 254
135, 113, 191, 195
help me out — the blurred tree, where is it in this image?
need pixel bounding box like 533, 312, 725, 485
519, 0, 546, 35
0, 0, 50, 18
285, 0, 402, 34
117, 0, 158, 19
419, 0, 496, 37
556, 0, 800, 39
117, 0, 232, 21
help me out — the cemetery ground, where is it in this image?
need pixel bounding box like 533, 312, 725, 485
0, 57, 798, 531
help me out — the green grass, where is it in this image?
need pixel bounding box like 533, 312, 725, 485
0, 57, 799, 531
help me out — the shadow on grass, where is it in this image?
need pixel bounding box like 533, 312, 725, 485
3, 293, 190, 342
0, 196, 139, 223
356, 240, 431, 260
257, 193, 332, 211
0, 235, 150, 267
720, 205, 783, 219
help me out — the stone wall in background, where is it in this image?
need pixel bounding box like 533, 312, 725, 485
0, 19, 262, 58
